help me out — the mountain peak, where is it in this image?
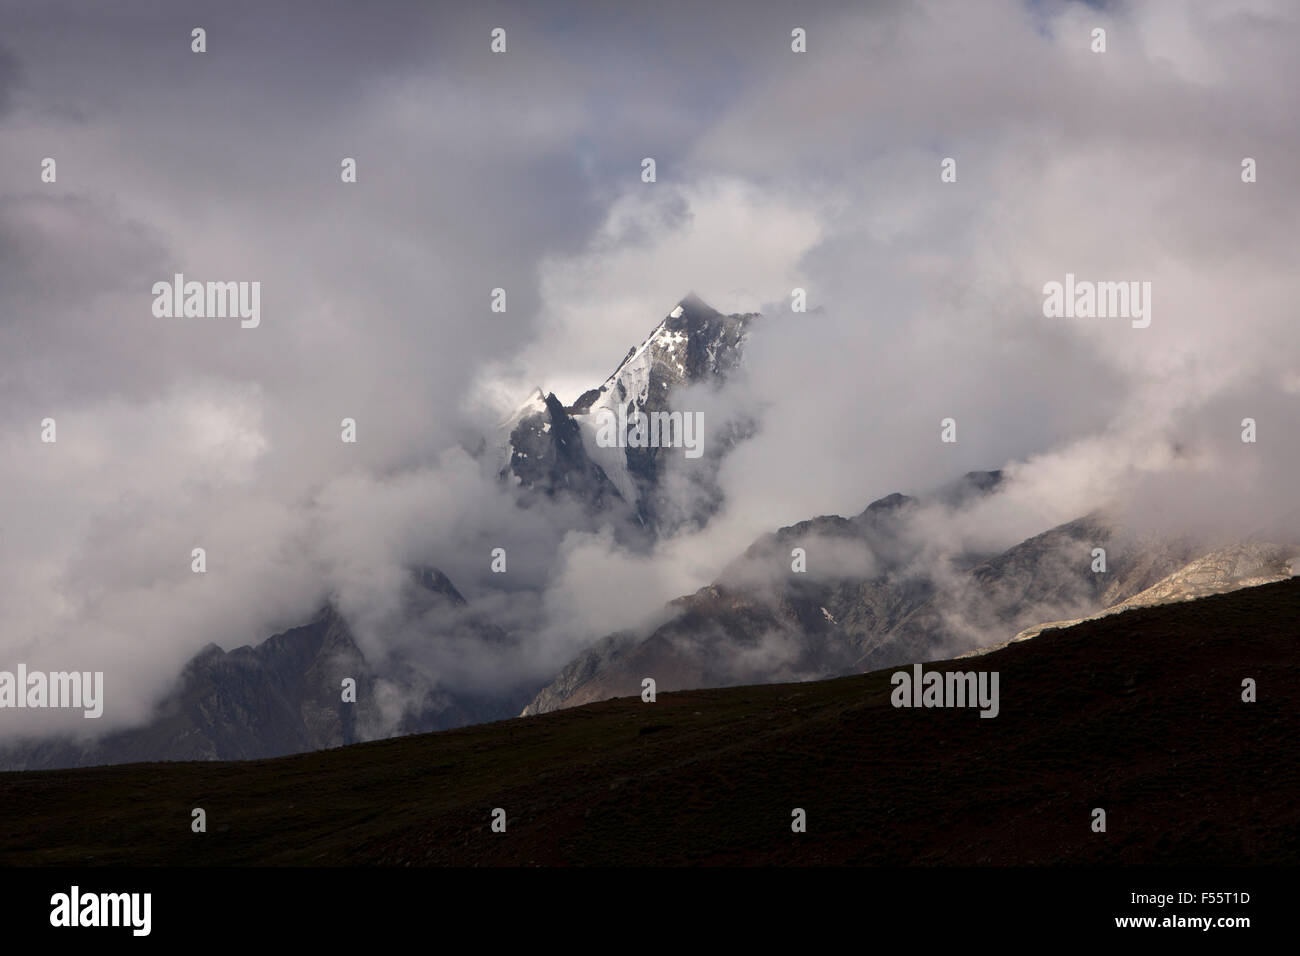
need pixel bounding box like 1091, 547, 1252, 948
669, 292, 719, 322
496, 294, 753, 526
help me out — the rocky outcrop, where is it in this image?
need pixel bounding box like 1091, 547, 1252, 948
1005, 540, 1299, 646
0, 566, 535, 771
499, 293, 756, 536
522, 475, 1264, 716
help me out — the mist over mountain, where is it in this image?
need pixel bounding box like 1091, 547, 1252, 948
4, 296, 1295, 769
3, 285, 1298, 770
523, 473, 1299, 716
2, 0, 1298, 777
0, 296, 761, 766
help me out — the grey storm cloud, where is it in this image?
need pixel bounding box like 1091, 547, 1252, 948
0, 0, 1296, 740
0, 45, 18, 117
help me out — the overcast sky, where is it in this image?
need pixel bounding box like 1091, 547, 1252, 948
1, 0, 1297, 739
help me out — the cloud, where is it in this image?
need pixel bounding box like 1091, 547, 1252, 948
0, 46, 19, 118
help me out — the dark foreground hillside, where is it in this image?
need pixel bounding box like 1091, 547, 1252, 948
1, 578, 1296, 866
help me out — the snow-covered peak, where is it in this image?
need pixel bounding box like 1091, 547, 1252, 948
494, 295, 756, 527
570, 295, 753, 507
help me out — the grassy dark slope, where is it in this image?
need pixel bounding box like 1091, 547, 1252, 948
1, 577, 1296, 866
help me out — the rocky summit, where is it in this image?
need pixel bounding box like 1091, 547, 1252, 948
499, 293, 755, 535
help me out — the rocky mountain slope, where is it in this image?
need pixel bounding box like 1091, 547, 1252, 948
524, 475, 1295, 715
1006, 540, 1299, 645
0, 567, 536, 771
